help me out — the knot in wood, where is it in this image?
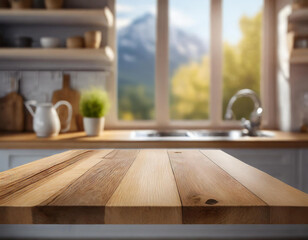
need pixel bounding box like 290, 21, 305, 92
205, 199, 218, 205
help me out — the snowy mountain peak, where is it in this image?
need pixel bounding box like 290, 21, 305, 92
118, 13, 208, 85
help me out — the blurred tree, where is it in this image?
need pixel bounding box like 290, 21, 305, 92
222, 11, 262, 120
170, 11, 262, 120
118, 85, 154, 120
170, 57, 210, 119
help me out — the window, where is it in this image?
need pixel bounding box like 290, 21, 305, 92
113, 0, 271, 129
222, 0, 263, 120
117, 0, 156, 121
169, 0, 210, 120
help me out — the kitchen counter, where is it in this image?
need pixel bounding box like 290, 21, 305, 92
1, 149, 307, 224
0, 130, 308, 149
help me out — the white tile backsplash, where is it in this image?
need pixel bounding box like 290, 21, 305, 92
0, 72, 11, 97
0, 71, 108, 102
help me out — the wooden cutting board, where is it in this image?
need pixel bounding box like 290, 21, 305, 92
0, 80, 24, 132
52, 74, 82, 132
0, 149, 308, 224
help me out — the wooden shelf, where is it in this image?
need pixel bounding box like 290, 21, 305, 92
290, 48, 308, 64
289, 9, 308, 24
0, 47, 114, 71
0, 8, 113, 27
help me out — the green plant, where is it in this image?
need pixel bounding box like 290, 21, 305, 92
80, 88, 110, 118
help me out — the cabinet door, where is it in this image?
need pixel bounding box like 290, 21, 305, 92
299, 149, 308, 193
222, 149, 299, 189
0, 149, 66, 172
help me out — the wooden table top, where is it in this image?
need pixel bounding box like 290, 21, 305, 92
0, 149, 308, 224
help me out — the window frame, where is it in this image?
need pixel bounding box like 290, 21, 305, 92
107, 0, 276, 130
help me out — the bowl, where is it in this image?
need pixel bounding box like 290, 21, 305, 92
40, 37, 60, 48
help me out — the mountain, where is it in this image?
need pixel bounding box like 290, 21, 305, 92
118, 13, 208, 87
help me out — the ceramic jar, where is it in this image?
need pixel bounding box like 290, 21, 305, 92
84, 31, 102, 49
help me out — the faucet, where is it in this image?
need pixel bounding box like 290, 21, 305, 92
225, 89, 263, 136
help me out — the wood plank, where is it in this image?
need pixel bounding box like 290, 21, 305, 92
0, 48, 113, 71
0, 207, 32, 224
291, 49, 308, 64
105, 149, 182, 224
0, 150, 112, 224
34, 150, 139, 224
289, 8, 308, 24
0, 150, 92, 200
0, 49, 113, 62
201, 150, 308, 224
52, 74, 82, 132
0, 150, 111, 206
168, 150, 268, 224
0, 9, 112, 26
0, 92, 24, 132
1, 148, 307, 224
1, 131, 308, 150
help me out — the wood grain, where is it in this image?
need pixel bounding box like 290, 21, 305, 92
34, 150, 139, 224
1, 131, 308, 149
0, 207, 33, 224
0, 150, 90, 199
0, 149, 308, 224
0, 9, 111, 26
52, 74, 82, 132
0, 150, 111, 206
201, 150, 308, 224
0, 150, 112, 223
168, 150, 268, 224
105, 149, 182, 224
0, 92, 24, 132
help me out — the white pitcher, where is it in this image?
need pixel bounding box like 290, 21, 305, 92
25, 100, 72, 137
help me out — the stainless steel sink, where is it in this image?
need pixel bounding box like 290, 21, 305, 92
131, 130, 275, 140
191, 130, 243, 139
190, 130, 275, 139
132, 130, 191, 138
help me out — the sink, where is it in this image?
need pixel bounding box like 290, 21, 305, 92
191, 130, 243, 139
131, 130, 275, 140
132, 130, 191, 138
190, 130, 275, 139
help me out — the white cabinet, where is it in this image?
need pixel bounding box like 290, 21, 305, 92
299, 149, 308, 193
223, 149, 307, 193
0, 149, 66, 172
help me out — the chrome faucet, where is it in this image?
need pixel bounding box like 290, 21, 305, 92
225, 89, 263, 136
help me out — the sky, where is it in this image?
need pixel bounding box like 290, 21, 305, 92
117, 0, 263, 45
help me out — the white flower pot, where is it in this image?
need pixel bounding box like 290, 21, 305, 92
83, 117, 105, 136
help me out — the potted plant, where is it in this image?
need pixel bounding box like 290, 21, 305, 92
80, 88, 110, 136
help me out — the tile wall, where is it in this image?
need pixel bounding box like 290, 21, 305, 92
0, 71, 108, 102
